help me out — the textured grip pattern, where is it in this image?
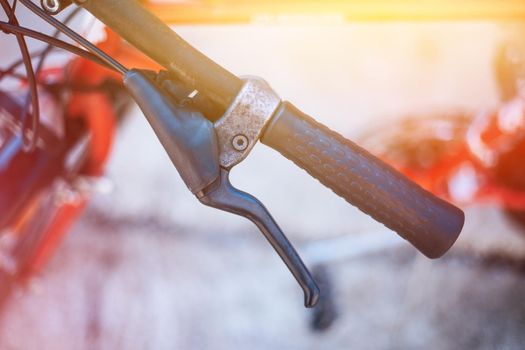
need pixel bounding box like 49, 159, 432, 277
261, 102, 464, 258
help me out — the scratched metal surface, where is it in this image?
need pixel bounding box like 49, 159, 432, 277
1, 22, 525, 350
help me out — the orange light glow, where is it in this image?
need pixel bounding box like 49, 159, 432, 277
145, 0, 525, 24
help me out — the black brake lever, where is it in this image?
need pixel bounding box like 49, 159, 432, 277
199, 168, 319, 307
123, 69, 320, 307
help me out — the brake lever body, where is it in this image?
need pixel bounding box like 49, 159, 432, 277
123, 69, 320, 307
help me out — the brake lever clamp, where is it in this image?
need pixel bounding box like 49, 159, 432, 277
213, 77, 281, 169
124, 70, 320, 307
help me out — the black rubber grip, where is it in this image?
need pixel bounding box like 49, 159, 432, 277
261, 102, 464, 258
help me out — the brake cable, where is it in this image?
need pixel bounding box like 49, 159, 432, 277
0, 0, 126, 152
0, 5, 119, 81
18, 0, 127, 75
0, 21, 117, 71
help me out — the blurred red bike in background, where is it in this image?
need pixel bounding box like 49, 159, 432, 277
359, 34, 525, 227
0, 21, 160, 306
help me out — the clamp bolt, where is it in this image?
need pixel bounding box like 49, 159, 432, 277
232, 134, 249, 152
41, 0, 72, 14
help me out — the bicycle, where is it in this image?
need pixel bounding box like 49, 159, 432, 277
0, 0, 464, 310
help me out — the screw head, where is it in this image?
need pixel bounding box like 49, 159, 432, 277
231, 134, 249, 152
41, 0, 60, 13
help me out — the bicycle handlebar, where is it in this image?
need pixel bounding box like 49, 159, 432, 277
262, 102, 464, 258
76, 0, 464, 257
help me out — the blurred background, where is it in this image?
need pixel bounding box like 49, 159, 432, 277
1, 1, 525, 349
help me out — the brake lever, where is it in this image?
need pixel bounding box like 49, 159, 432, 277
198, 168, 319, 307
123, 69, 320, 307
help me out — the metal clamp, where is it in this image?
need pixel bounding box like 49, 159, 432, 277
214, 77, 281, 169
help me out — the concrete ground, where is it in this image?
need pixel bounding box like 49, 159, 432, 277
1, 21, 525, 349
